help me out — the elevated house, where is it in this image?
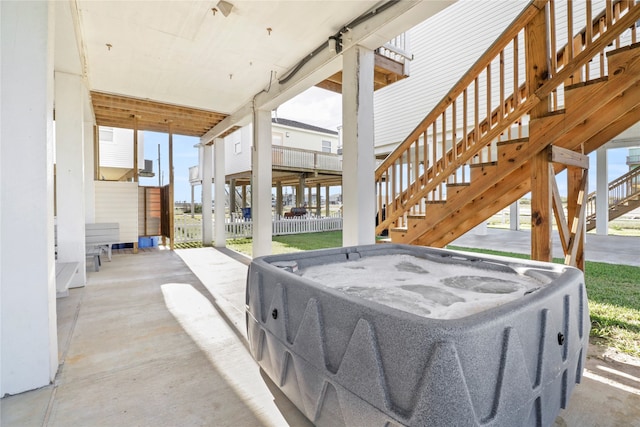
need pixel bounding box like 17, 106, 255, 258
189, 117, 342, 218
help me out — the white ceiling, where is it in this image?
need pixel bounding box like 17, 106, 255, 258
71, 1, 389, 113
56, 0, 456, 136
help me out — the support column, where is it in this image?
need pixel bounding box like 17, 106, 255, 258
276, 181, 283, 217
252, 109, 272, 257
307, 186, 312, 208
325, 185, 331, 217
83, 88, 96, 223
509, 200, 520, 231
214, 137, 226, 248
55, 71, 86, 288
190, 185, 195, 219
342, 45, 375, 246
596, 146, 609, 235
531, 150, 553, 262
229, 178, 236, 215
297, 175, 305, 207
201, 143, 213, 245
1, 0, 57, 395
527, 6, 552, 262
242, 185, 247, 209
316, 184, 321, 217
167, 125, 174, 251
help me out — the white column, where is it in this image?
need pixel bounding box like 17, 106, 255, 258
201, 143, 213, 245
510, 200, 520, 230
1, 0, 58, 395
342, 45, 375, 246
596, 146, 609, 235
252, 109, 272, 257
55, 71, 86, 288
214, 137, 226, 247
84, 118, 95, 223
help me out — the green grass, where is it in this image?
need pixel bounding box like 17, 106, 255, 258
449, 245, 640, 358
200, 231, 640, 358
227, 231, 343, 256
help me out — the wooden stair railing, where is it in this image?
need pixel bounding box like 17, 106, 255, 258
586, 165, 640, 230
375, 0, 640, 246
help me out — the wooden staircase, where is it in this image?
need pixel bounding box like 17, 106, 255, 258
375, 0, 640, 267
586, 166, 640, 231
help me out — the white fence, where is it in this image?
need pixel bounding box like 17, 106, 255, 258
174, 215, 343, 243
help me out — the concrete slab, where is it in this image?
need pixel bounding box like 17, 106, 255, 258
450, 228, 640, 267
2, 242, 638, 426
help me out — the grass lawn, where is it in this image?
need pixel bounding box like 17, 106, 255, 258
221, 231, 640, 358
448, 246, 640, 358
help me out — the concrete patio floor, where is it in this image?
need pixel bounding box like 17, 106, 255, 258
2, 231, 639, 426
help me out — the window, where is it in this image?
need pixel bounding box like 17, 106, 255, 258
322, 140, 331, 153
99, 127, 114, 144
234, 140, 242, 154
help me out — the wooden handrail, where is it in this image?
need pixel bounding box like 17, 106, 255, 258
375, 0, 640, 236
375, 1, 546, 177
586, 165, 640, 218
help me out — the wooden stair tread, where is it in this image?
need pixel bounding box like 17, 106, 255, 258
447, 182, 471, 187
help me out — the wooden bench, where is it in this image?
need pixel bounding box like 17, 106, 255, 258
56, 262, 79, 298
86, 223, 120, 271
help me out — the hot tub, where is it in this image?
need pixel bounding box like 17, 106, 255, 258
245, 244, 589, 426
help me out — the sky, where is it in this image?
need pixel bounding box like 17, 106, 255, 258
138, 87, 635, 204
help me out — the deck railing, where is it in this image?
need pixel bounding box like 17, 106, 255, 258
375, 0, 640, 235
586, 165, 640, 221
272, 145, 342, 172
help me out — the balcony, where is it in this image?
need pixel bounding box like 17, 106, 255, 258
316, 33, 412, 93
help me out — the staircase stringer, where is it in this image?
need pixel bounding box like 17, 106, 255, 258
417, 101, 640, 248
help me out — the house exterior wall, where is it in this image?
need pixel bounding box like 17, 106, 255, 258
273, 124, 339, 153
219, 122, 339, 177
373, 0, 527, 155
98, 126, 145, 170
94, 181, 139, 243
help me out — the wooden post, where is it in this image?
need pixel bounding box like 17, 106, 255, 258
229, 178, 236, 215
276, 181, 283, 217
567, 166, 585, 270
315, 183, 321, 217
242, 185, 247, 209
527, 4, 552, 262
133, 116, 139, 183
169, 123, 175, 250
94, 125, 100, 181
325, 185, 331, 217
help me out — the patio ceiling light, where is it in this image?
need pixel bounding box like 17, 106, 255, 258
216, 1, 234, 17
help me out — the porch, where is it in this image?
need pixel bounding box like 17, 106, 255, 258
2, 243, 639, 426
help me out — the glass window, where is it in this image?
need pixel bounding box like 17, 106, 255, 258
322, 140, 331, 153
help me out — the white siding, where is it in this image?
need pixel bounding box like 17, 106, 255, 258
374, 0, 528, 154
218, 122, 339, 176
275, 124, 339, 153
99, 126, 145, 169
94, 181, 139, 243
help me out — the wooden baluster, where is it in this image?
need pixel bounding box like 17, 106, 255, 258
474, 77, 480, 160
500, 50, 505, 122
432, 122, 437, 177
452, 99, 457, 165
463, 88, 469, 153
514, 34, 520, 107
442, 112, 447, 170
